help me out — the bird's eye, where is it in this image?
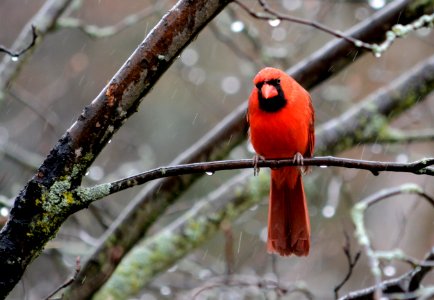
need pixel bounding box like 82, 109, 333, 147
276, 79, 281, 84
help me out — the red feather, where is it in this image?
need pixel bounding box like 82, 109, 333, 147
248, 67, 315, 256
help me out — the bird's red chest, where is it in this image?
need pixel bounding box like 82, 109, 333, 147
249, 104, 309, 159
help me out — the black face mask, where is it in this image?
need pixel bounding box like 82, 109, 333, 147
256, 79, 286, 113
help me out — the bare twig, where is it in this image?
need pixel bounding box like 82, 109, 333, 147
57, 1, 168, 38
234, 0, 373, 51
351, 184, 434, 299
44, 256, 81, 300
339, 247, 434, 299
334, 232, 361, 299
0, 26, 37, 58
80, 157, 434, 203
235, 0, 434, 56
0, 0, 74, 90
191, 275, 313, 300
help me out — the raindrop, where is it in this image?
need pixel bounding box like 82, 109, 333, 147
230, 21, 245, 33
396, 153, 408, 163
85, 171, 90, 176
108, 139, 112, 144
320, 165, 328, 168
11, 55, 18, 62
87, 165, 105, 181
322, 205, 335, 218
383, 265, 396, 277
221, 76, 241, 94
0, 207, 9, 217
282, 0, 301, 11
188, 67, 206, 85
250, 205, 258, 211
268, 19, 281, 27
160, 286, 171, 296
368, 0, 386, 10
374, 51, 382, 58
371, 144, 382, 154
180, 48, 199, 66
205, 171, 215, 176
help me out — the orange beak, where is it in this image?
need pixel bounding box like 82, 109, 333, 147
261, 84, 278, 99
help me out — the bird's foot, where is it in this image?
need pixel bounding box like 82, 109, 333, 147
253, 155, 265, 176
293, 152, 304, 165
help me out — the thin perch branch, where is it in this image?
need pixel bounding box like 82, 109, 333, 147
79, 157, 434, 204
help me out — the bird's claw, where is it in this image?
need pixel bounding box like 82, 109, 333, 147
253, 155, 265, 176
293, 152, 304, 165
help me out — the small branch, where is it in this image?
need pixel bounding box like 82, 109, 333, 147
351, 184, 434, 299
191, 275, 313, 300
0, 0, 74, 89
57, 1, 168, 38
334, 232, 361, 299
339, 247, 434, 300
0, 26, 37, 58
44, 256, 81, 300
78, 157, 434, 203
235, 0, 434, 57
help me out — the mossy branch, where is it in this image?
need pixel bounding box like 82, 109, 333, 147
351, 184, 434, 299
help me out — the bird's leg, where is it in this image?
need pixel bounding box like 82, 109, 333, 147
253, 154, 265, 176
293, 152, 311, 174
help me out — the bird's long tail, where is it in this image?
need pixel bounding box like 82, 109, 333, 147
267, 167, 310, 256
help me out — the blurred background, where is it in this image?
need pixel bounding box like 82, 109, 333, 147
0, 0, 433, 299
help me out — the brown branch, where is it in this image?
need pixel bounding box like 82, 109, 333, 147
334, 232, 362, 299
234, 0, 374, 51
0, 26, 37, 58
235, 0, 434, 56
76, 157, 434, 202
43, 256, 81, 300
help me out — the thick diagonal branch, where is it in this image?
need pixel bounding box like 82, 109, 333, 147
0, 0, 231, 297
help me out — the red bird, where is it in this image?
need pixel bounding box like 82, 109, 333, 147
248, 67, 315, 256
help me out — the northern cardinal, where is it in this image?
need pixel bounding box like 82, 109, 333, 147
248, 67, 315, 256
